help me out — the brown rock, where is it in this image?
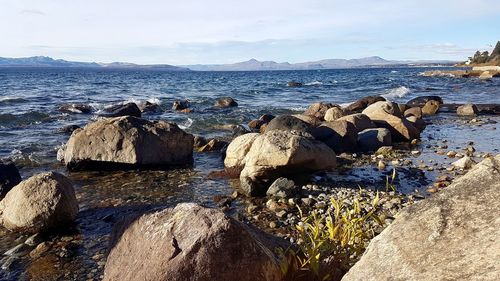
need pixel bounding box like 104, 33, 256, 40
337, 113, 376, 132
303, 103, 338, 120
421, 100, 440, 116
345, 96, 386, 113
457, 104, 479, 116
404, 107, 423, 118
103, 203, 285, 281
324, 107, 345, 121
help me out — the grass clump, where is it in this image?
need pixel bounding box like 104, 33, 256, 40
279, 193, 383, 281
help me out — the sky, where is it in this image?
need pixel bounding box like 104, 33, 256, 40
1, 0, 499, 65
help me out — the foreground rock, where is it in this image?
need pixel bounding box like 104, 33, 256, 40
342, 155, 500, 281
103, 203, 285, 281
0, 172, 78, 233
240, 130, 336, 195
362, 101, 420, 141
0, 160, 22, 198
337, 114, 375, 132
63, 116, 194, 170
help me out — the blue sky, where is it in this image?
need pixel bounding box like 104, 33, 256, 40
1, 0, 499, 64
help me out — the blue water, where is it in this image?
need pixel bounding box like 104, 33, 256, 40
1, 67, 499, 169
0, 67, 499, 280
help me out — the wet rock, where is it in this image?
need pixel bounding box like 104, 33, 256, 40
58, 103, 93, 114
266, 178, 296, 198
29, 242, 51, 259
197, 139, 227, 152
0, 172, 78, 233
0, 160, 22, 199
324, 107, 345, 121
457, 104, 479, 116
362, 101, 420, 141
337, 113, 376, 132
138, 101, 161, 113
404, 107, 422, 118
264, 115, 313, 134
63, 116, 194, 170
313, 120, 358, 153
357, 128, 392, 152
58, 124, 81, 135
345, 96, 386, 113
259, 114, 275, 123
304, 102, 338, 120
240, 130, 336, 196
172, 100, 190, 111
406, 96, 443, 107
224, 133, 260, 170
100, 102, 142, 118
103, 203, 285, 281
248, 119, 266, 131
214, 97, 238, 108
4, 243, 30, 256
406, 116, 426, 132
421, 100, 440, 116
342, 155, 500, 281
287, 81, 303, 87
452, 156, 474, 169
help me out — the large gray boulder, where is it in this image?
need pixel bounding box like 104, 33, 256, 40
63, 116, 194, 170
264, 115, 313, 134
240, 130, 336, 195
0, 160, 22, 198
103, 203, 285, 281
224, 133, 260, 169
313, 120, 358, 153
0, 172, 78, 233
342, 155, 500, 281
357, 128, 392, 152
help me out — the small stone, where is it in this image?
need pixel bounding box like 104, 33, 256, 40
269, 221, 277, 228
29, 242, 51, 259
24, 233, 42, 247
266, 178, 296, 198
275, 210, 287, 219
411, 150, 421, 156
452, 156, 474, 169
378, 160, 386, 170
4, 243, 30, 256
446, 151, 456, 158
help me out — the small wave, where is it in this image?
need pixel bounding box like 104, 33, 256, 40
382, 86, 410, 99
0, 96, 27, 104
391, 70, 398, 73
338, 102, 352, 108
305, 81, 323, 86
178, 118, 193, 130
0, 111, 52, 127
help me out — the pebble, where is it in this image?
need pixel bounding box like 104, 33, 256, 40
411, 150, 421, 156
378, 160, 386, 170
269, 221, 277, 229
446, 151, 456, 158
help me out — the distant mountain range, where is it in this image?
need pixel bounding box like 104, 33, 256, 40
0, 56, 458, 71
0, 56, 189, 71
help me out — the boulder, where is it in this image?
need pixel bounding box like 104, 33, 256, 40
0, 172, 78, 233
479, 71, 493, 80
452, 156, 475, 169
304, 103, 338, 120
266, 177, 296, 198
291, 114, 322, 127
224, 133, 260, 169
248, 119, 266, 131
215, 97, 238, 108
103, 203, 285, 281
345, 96, 386, 113
58, 103, 92, 114
404, 107, 422, 118
100, 103, 142, 118
264, 115, 313, 134
172, 100, 190, 111
259, 114, 275, 123
397, 103, 407, 114
313, 120, 358, 153
0, 160, 22, 199
457, 104, 479, 116
63, 116, 194, 170
240, 130, 336, 196
362, 102, 420, 141
342, 155, 500, 281
421, 100, 440, 116
138, 101, 161, 113
324, 107, 345, 121
337, 114, 376, 132
357, 128, 392, 152
406, 116, 426, 132
193, 137, 227, 152
406, 96, 443, 107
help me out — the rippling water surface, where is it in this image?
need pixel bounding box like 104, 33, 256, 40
0, 67, 499, 280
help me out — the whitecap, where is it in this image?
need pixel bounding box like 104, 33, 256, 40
382, 86, 410, 100
391, 70, 398, 73
305, 81, 323, 86
178, 118, 193, 130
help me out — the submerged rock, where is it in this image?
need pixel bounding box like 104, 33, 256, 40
0, 172, 78, 234
240, 130, 336, 196
342, 155, 500, 281
215, 97, 238, 108
63, 116, 194, 170
103, 203, 285, 281
58, 103, 93, 114
287, 81, 303, 87
0, 160, 22, 199
172, 100, 190, 111
138, 101, 161, 113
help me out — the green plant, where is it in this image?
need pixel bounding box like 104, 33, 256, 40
385, 168, 397, 192
279, 193, 383, 281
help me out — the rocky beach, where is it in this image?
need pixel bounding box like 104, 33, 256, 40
0, 67, 499, 280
